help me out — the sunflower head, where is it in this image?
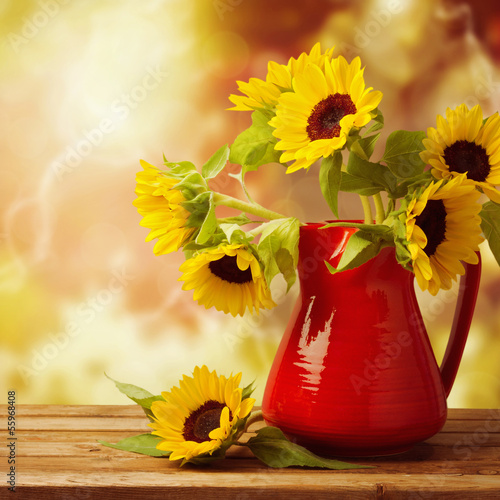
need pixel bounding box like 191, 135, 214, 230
133, 160, 196, 255
149, 365, 255, 463
405, 174, 484, 295
228, 43, 336, 112
269, 55, 383, 173
420, 104, 500, 203
179, 243, 276, 316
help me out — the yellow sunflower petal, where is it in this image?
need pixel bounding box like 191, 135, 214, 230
178, 244, 275, 316
271, 53, 382, 173
405, 174, 483, 294
150, 366, 252, 462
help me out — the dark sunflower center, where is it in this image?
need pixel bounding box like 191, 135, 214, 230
306, 93, 357, 141
443, 140, 490, 182
415, 199, 447, 257
183, 400, 226, 443
208, 255, 253, 284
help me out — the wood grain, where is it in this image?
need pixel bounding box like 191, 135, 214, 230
1, 405, 500, 499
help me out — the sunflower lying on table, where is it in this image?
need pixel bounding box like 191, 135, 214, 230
106, 43, 500, 467
101, 366, 370, 469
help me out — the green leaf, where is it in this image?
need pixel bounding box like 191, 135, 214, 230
202, 144, 230, 179
330, 230, 393, 273
246, 427, 373, 469
340, 172, 383, 196
229, 109, 281, 174
172, 171, 207, 198
105, 374, 163, 409
241, 380, 256, 400
99, 434, 170, 457
196, 192, 217, 245
350, 133, 380, 161
388, 171, 433, 199
257, 218, 300, 290
364, 108, 384, 135
257, 231, 281, 287
163, 160, 197, 174
346, 153, 397, 194
105, 374, 164, 421
219, 223, 248, 244
319, 152, 343, 218
480, 201, 500, 266
395, 239, 412, 269
275, 247, 297, 291
382, 130, 426, 178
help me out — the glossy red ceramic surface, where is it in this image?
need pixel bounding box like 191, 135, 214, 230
262, 223, 481, 457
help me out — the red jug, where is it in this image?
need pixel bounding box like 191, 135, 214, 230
262, 223, 481, 456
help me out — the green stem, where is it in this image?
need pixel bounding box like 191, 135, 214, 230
216, 217, 260, 225
373, 193, 385, 225
213, 193, 287, 221
359, 195, 373, 224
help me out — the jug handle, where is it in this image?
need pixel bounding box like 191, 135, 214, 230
440, 252, 482, 398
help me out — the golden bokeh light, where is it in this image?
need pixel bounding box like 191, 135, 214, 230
1, 0, 500, 407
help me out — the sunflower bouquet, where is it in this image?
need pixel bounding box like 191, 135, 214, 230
108, 44, 500, 467
134, 43, 500, 316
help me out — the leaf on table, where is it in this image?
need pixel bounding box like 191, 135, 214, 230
246, 427, 374, 469
105, 374, 164, 421
99, 433, 170, 457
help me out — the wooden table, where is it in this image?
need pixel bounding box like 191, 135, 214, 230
1, 405, 500, 499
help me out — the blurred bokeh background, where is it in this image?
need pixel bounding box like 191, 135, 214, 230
1, 0, 499, 407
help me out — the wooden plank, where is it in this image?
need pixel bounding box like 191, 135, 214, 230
14, 434, 500, 459
12, 455, 500, 479
2, 405, 499, 425
0, 404, 142, 418
2, 405, 499, 420
13, 472, 500, 500
3, 407, 500, 432
3, 405, 500, 499
4, 416, 151, 432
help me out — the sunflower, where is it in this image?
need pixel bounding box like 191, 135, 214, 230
405, 174, 484, 295
420, 104, 500, 203
149, 365, 255, 462
178, 244, 276, 316
228, 42, 336, 111
269, 56, 383, 173
133, 160, 195, 255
